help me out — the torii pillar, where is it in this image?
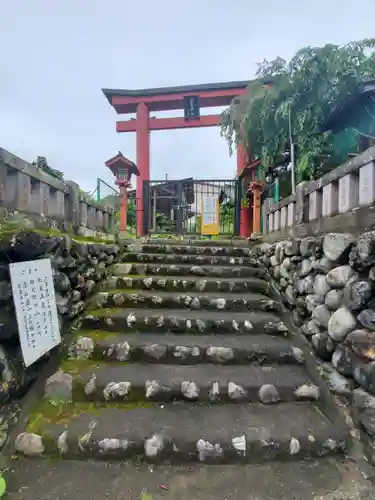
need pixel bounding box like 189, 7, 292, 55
136, 103, 150, 236
237, 143, 251, 238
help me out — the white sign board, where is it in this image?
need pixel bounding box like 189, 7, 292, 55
202, 196, 217, 225
10, 259, 61, 367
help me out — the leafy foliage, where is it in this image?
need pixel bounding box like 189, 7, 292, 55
221, 39, 375, 181
33, 156, 64, 180
101, 194, 137, 232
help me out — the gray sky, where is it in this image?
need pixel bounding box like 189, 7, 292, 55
1, 0, 375, 193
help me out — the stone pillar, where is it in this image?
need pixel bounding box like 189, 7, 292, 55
66, 181, 81, 230
359, 161, 375, 206
287, 202, 295, 227
338, 173, 359, 213
48, 189, 65, 218
294, 181, 308, 225
322, 183, 338, 217
0, 156, 7, 220
30, 182, 50, 215
268, 212, 274, 232
274, 210, 280, 231
103, 212, 110, 232
280, 206, 287, 229
262, 198, 272, 233
8, 171, 31, 212
308, 190, 322, 221
79, 202, 88, 228
87, 206, 96, 229
96, 210, 104, 230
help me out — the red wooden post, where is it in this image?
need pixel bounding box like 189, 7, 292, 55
119, 185, 128, 232
136, 103, 150, 237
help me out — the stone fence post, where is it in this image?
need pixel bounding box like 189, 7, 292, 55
65, 181, 81, 231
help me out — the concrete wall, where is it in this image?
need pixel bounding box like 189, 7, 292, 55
0, 148, 114, 236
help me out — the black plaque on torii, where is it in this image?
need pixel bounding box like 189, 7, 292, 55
184, 95, 200, 121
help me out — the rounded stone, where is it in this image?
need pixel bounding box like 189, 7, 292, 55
301, 319, 321, 337
344, 280, 372, 312
311, 332, 335, 361
181, 380, 199, 399
103, 381, 131, 400
197, 439, 223, 461
324, 289, 343, 311
326, 266, 356, 289
306, 294, 324, 313
300, 237, 321, 257
57, 431, 69, 454
228, 382, 247, 401
45, 370, 73, 403
142, 344, 167, 361
332, 345, 354, 377
145, 434, 164, 457
313, 275, 331, 298
358, 308, 375, 331
294, 384, 319, 400
284, 240, 300, 256
190, 297, 201, 309
15, 432, 44, 456
290, 437, 300, 455
299, 259, 312, 278
323, 233, 355, 262
328, 307, 356, 341
312, 305, 331, 328
73, 336, 94, 360
259, 384, 280, 404
206, 346, 234, 363
346, 329, 375, 361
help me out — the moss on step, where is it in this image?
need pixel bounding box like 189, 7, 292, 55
60, 359, 105, 376
71, 329, 120, 343
85, 308, 123, 317
27, 400, 154, 435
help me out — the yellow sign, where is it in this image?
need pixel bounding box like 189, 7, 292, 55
201, 196, 220, 235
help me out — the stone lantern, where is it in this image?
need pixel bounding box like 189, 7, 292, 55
105, 152, 139, 233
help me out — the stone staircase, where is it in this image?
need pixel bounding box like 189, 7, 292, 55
16, 239, 350, 464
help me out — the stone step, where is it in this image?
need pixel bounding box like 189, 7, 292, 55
103, 275, 271, 295
113, 263, 266, 279
122, 252, 258, 267
93, 290, 280, 313
71, 364, 316, 403
82, 309, 288, 335
18, 403, 346, 462
70, 332, 305, 365
124, 241, 250, 253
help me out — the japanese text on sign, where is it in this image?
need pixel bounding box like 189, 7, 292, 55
10, 259, 61, 367
203, 196, 218, 225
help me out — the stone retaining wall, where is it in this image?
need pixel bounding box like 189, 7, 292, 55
0, 228, 120, 448
252, 231, 375, 464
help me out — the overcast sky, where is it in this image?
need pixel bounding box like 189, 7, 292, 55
1, 0, 375, 193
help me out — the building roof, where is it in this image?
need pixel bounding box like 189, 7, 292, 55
102, 81, 252, 103
105, 152, 139, 177
102, 79, 273, 114
321, 80, 375, 132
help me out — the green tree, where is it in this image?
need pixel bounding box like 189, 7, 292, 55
221, 39, 375, 181
33, 156, 64, 180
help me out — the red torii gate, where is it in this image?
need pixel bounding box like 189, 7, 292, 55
102, 81, 253, 236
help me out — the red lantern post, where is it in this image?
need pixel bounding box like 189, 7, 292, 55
105, 152, 140, 233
